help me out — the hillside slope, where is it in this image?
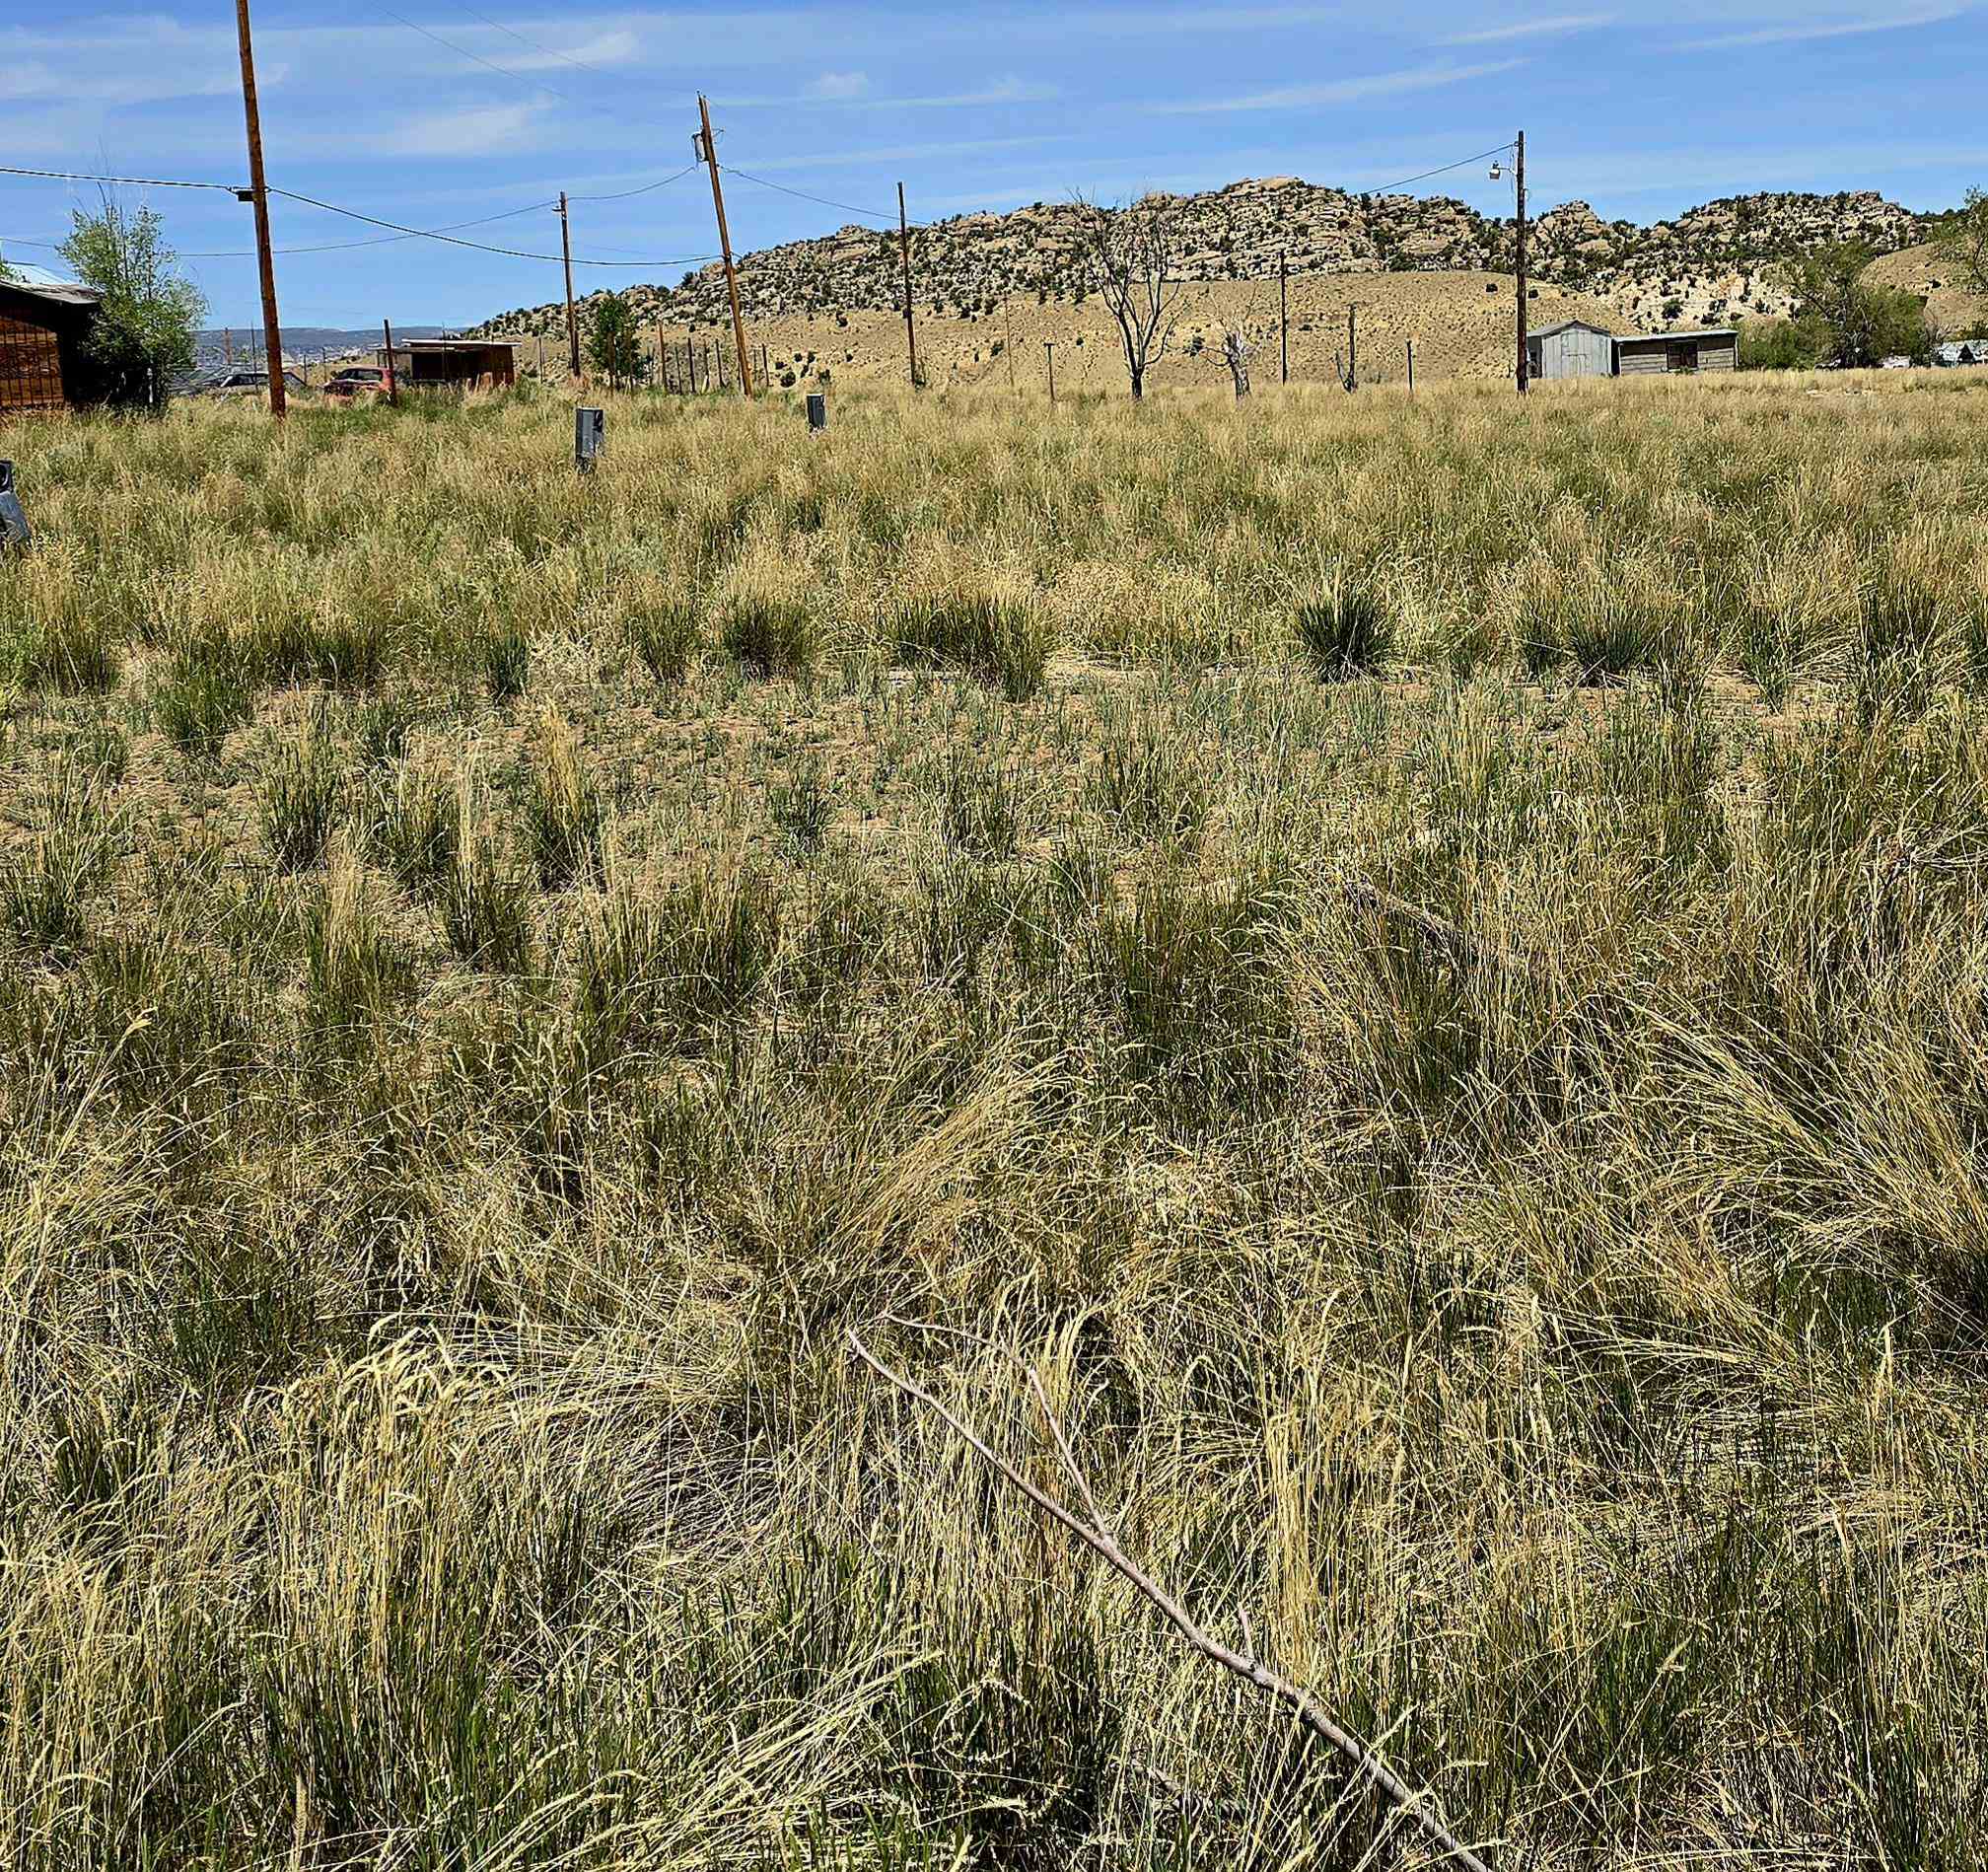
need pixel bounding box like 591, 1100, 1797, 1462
468, 179, 1942, 386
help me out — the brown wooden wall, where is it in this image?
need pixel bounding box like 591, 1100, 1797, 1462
1616, 337, 1738, 376
0, 309, 68, 413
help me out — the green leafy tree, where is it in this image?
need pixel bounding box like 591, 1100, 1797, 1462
1738, 318, 1830, 371
587, 293, 648, 389
1936, 186, 1988, 299
1777, 243, 1932, 367
58, 195, 205, 409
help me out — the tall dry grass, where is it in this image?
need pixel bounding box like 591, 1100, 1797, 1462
1, 371, 1986, 1869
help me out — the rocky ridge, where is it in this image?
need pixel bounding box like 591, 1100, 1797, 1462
466, 179, 1931, 349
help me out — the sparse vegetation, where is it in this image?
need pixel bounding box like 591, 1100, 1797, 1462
2, 372, 1987, 1871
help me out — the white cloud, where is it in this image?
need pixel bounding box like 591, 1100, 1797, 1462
377, 101, 548, 157
1680, 6, 1963, 47
1150, 57, 1527, 113
803, 70, 870, 100
485, 28, 643, 71
1443, 13, 1614, 43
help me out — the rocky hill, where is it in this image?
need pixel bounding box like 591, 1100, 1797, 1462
467, 179, 1937, 367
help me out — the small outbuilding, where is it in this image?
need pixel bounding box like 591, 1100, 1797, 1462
374, 337, 516, 391
0, 272, 106, 413
1528, 320, 1615, 380
1934, 341, 1985, 368
1611, 328, 1738, 375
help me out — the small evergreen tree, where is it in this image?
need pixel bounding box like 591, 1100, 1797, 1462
58, 194, 205, 409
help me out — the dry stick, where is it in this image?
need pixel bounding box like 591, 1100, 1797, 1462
1340, 879, 1553, 992
848, 1332, 1494, 1872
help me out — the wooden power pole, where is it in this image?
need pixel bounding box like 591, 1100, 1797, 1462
1043, 341, 1056, 403
695, 96, 753, 397
897, 181, 919, 390
1346, 303, 1358, 390
1516, 129, 1530, 395
1279, 252, 1289, 385
233, 0, 286, 419
382, 318, 397, 404
557, 192, 581, 379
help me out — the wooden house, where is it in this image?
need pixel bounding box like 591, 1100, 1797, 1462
0, 275, 106, 414
1611, 328, 1738, 375
374, 338, 516, 391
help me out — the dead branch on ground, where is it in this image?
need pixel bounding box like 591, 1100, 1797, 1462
848, 1331, 1495, 1871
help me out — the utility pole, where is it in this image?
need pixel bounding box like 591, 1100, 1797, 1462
1407, 338, 1415, 397
557, 193, 581, 380
1279, 252, 1289, 385
897, 181, 920, 391
223, 328, 233, 367
233, 0, 285, 419
382, 318, 397, 404
1516, 129, 1530, 395
695, 96, 753, 397
1043, 340, 1056, 402
1346, 303, 1358, 390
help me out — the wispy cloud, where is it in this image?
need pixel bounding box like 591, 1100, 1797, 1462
486, 28, 642, 71
376, 101, 548, 158
1150, 57, 1527, 113
1443, 12, 1614, 43
717, 74, 1058, 108
735, 133, 1068, 173
803, 70, 869, 100
1680, 6, 1962, 49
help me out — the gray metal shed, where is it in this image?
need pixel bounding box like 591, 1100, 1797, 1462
1528, 320, 1615, 380
1612, 328, 1738, 375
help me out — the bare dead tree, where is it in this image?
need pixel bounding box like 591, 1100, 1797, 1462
1073, 193, 1187, 399
848, 1330, 1496, 1871
1221, 327, 1253, 398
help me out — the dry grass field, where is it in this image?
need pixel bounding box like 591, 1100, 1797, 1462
4, 369, 1988, 1871
512, 271, 1628, 394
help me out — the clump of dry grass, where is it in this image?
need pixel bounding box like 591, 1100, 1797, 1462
1, 371, 1986, 1872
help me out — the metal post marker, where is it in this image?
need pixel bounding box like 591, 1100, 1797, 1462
575, 407, 605, 473
806, 392, 827, 433
0, 462, 28, 552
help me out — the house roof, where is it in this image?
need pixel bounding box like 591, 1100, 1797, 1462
1615, 327, 1738, 343
0, 272, 104, 312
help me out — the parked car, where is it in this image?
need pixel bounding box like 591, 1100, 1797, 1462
197, 368, 308, 398
321, 366, 392, 404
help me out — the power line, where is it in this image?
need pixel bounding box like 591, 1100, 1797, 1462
1358, 143, 1518, 200
443, 0, 647, 87
182, 199, 560, 258
725, 168, 892, 224
267, 186, 712, 266
375, 7, 582, 108
0, 162, 240, 192
568, 163, 702, 203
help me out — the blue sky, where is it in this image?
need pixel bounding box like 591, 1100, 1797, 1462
3, 2, 1983, 328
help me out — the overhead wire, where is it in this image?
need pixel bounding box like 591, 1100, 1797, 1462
267, 187, 712, 266
374, 7, 583, 108
0, 163, 240, 192
723, 168, 892, 224
567, 163, 702, 203
1357, 142, 1518, 200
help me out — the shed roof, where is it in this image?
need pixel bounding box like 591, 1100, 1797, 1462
1615, 327, 1738, 344
1530, 319, 1616, 339
401, 337, 513, 351
0, 275, 104, 313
